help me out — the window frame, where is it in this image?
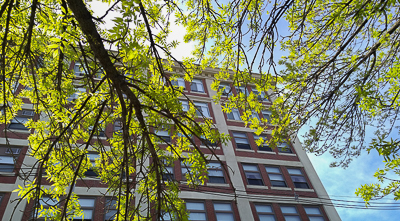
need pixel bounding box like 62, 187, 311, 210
190, 79, 205, 93
162, 164, 175, 182
278, 142, 293, 153
219, 83, 232, 97
253, 134, 272, 152
251, 87, 266, 101
186, 201, 208, 221
287, 168, 310, 189
232, 132, 251, 149
193, 102, 211, 118
265, 166, 287, 187
242, 164, 264, 186
235, 86, 248, 95
155, 128, 171, 143
207, 162, 226, 184
36, 197, 59, 220
304, 206, 325, 221
0, 146, 21, 172
171, 77, 186, 89
73, 198, 96, 221
104, 198, 117, 221
280, 205, 301, 221
213, 201, 235, 221
261, 110, 271, 122
73, 62, 85, 77
226, 108, 241, 121
254, 204, 276, 221
85, 153, 100, 177
8, 109, 35, 130
180, 100, 190, 112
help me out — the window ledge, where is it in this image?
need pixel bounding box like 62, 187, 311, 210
246, 185, 269, 190
0, 172, 16, 176
294, 188, 314, 192
190, 91, 207, 95
200, 145, 221, 150
227, 119, 243, 123
5, 129, 31, 134
207, 183, 229, 187
257, 150, 276, 154
278, 152, 297, 156
271, 186, 292, 191
236, 148, 255, 152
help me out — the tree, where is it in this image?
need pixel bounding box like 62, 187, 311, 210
1, 0, 399, 220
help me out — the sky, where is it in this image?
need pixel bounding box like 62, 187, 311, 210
87, 2, 400, 220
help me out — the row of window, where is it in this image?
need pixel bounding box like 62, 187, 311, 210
243, 164, 310, 189
0, 146, 22, 172
74, 63, 269, 104
232, 132, 293, 153
37, 196, 325, 221
163, 201, 325, 221
164, 161, 226, 184
171, 76, 269, 102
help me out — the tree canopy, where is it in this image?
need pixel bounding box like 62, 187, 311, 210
0, 0, 399, 219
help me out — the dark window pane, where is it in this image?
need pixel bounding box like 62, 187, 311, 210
248, 179, 263, 185
294, 182, 309, 189
237, 143, 251, 149
271, 181, 287, 187
209, 176, 225, 183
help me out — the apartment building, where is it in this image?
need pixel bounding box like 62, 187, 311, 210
0, 62, 341, 221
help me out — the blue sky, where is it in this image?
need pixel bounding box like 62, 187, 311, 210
307, 148, 400, 221
88, 2, 400, 220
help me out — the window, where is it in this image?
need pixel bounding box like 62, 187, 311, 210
160, 211, 172, 221
253, 135, 272, 151
104, 198, 117, 220
235, 86, 248, 95
74, 62, 85, 77
278, 142, 292, 153
193, 102, 210, 118
73, 198, 95, 221
226, 108, 240, 120
37, 197, 59, 220
265, 166, 287, 187
180, 100, 190, 112
242, 164, 263, 185
261, 110, 271, 122
155, 129, 171, 143
113, 121, 122, 132
207, 162, 225, 183
171, 77, 186, 89
85, 153, 99, 177
213, 202, 234, 221
190, 79, 204, 93
232, 132, 250, 149
255, 204, 276, 221
304, 207, 325, 221
8, 109, 34, 130
280, 205, 300, 221
88, 125, 105, 137
287, 168, 309, 189
219, 83, 232, 96
95, 68, 103, 79
163, 165, 174, 181
0, 146, 21, 172
68, 88, 86, 101
186, 201, 207, 220
200, 135, 217, 146
251, 111, 260, 120
181, 161, 192, 181
251, 87, 266, 101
